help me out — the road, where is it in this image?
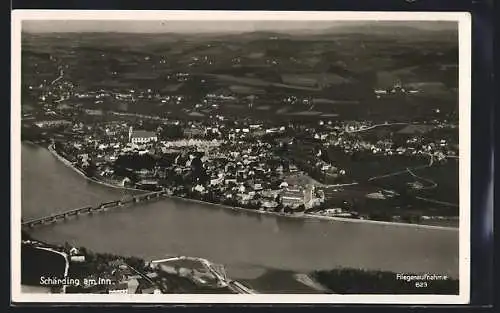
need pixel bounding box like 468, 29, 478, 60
125, 263, 155, 286
33, 245, 69, 293
319, 182, 359, 188
344, 122, 409, 134
414, 196, 459, 207
365, 153, 458, 207
406, 167, 438, 190
50, 68, 64, 85
227, 280, 257, 294
367, 153, 434, 182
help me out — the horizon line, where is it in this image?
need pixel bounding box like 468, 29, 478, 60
21, 28, 457, 35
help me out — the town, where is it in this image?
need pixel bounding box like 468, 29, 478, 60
22, 65, 459, 225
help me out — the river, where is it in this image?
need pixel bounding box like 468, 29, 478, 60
21, 143, 460, 281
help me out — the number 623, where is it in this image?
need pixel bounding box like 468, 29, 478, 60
415, 281, 428, 288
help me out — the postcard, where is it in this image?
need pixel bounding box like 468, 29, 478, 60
11, 10, 471, 304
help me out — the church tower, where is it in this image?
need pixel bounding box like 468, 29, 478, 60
128, 126, 133, 143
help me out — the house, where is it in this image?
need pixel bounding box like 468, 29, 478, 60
70, 255, 86, 263
325, 208, 343, 215
210, 177, 223, 186
134, 169, 154, 179
193, 184, 206, 193
129, 127, 157, 144
253, 183, 263, 191
69, 247, 80, 256
184, 127, 205, 138
262, 200, 278, 209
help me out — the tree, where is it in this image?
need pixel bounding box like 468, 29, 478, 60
84, 162, 98, 178
78, 246, 88, 257
341, 200, 352, 211
283, 206, 293, 214
160, 124, 183, 140
64, 242, 72, 252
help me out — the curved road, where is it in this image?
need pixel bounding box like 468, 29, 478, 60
365, 153, 458, 207
406, 167, 438, 190
344, 122, 409, 134
367, 153, 434, 182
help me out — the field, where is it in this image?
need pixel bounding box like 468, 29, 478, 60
22, 25, 458, 122
325, 149, 430, 180
320, 146, 459, 217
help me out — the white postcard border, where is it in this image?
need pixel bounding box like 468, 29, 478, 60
11, 10, 471, 304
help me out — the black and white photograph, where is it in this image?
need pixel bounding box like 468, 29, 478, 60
11, 11, 471, 304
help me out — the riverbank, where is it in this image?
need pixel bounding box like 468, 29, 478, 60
47, 144, 148, 193
45, 142, 458, 231
169, 195, 459, 231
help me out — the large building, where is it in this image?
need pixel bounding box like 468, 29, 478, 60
281, 187, 305, 209
128, 127, 158, 144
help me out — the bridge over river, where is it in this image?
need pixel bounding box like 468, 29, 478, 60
22, 190, 168, 228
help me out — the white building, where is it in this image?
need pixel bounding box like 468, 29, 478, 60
128, 127, 158, 144
108, 283, 128, 294
70, 255, 86, 263
281, 187, 305, 209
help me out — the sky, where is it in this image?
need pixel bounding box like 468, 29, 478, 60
22, 20, 457, 34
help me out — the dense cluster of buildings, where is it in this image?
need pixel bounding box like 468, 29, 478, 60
30, 102, 458, 218
310, 120, 458, 161
48, 117, 329, 213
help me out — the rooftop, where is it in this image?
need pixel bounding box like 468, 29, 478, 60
131, 130, 156, 138
282, 190, 304, 199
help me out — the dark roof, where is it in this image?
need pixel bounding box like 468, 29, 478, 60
131, 130, 156, 138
